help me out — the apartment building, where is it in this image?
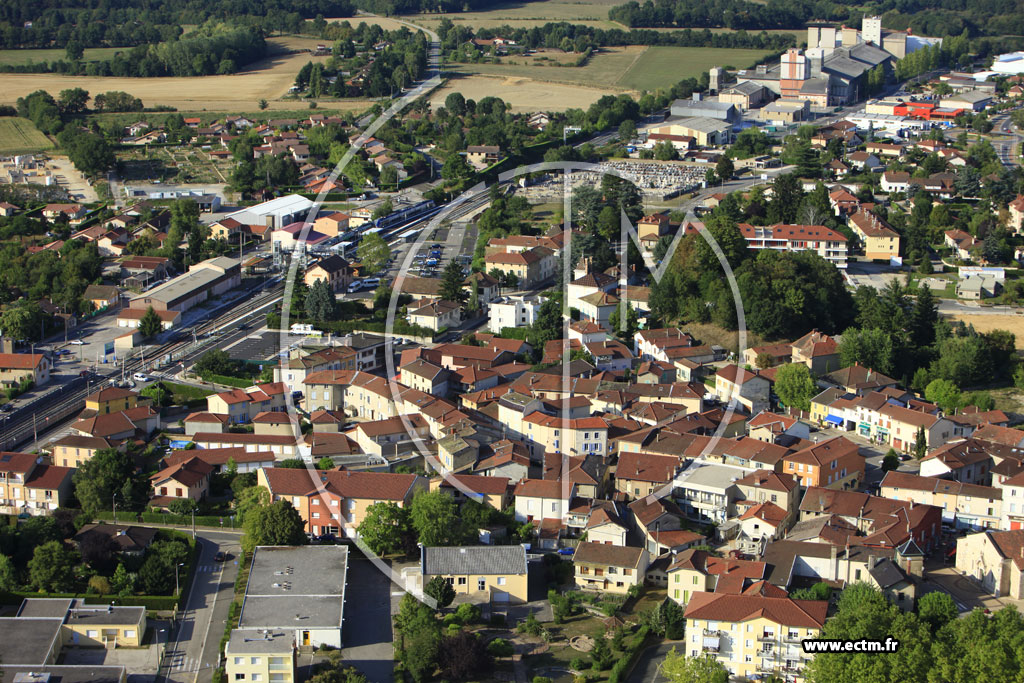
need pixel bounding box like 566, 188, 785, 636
257, 467, 424, 537
780, 436, 863, 490
738, 223, 848, 269
881, 470, 1001, 530
674, 461, 754, 525
683, 591, 827, 681
0, 452, 74, 516
225, 630, 296, 683
488, 294, 543, 332
614, 451, 680, 500
667, 549, 766, 606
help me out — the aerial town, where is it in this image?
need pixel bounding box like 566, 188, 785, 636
0, 0, 1023, 682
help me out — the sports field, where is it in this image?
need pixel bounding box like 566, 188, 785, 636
0, 117, 54, 155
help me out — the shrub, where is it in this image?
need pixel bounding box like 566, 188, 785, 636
488, 638, 514, 657
570, 657, 586, 671
88, 576, 111, 595
489, 613, 506, 627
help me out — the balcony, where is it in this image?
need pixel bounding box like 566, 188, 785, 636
701, 632, 721, 653
758, 633, 778, 642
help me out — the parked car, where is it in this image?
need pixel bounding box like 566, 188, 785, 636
133, 373, 151, 382
347, 280, 363, 293
214, 551, 227, 562
70, 339, 85, 346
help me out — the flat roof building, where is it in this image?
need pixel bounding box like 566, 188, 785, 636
226, 194, 315, 230
237, 545, 348, 649
129, 256, 241, 313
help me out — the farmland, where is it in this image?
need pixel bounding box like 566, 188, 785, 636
437, 45, 776, 109
398, 0, 625, 30
430, 75, 614, 112
0, 47, 123, 66
0, 36, 372, 114
945, 313, 1024, 349
0, 117, 54, 155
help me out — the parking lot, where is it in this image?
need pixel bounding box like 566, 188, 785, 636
338, 553, 400, 683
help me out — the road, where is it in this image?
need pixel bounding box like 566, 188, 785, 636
991, 110, 1022, 167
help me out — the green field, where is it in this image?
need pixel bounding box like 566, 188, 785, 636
0, 47, 123, 66
0, 117, 53, 154
448, 45, 776, 92
400, 0, 625, 30
614, 46, 776, 90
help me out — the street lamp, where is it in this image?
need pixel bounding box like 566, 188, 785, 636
154, 627, 167, 672
174, 562, 185, 596
112, 491, 118, 525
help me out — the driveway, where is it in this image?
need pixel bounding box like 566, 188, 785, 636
339, 552, 397, 683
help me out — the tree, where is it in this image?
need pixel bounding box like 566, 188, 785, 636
661, 647, 728, 683
608, 304, 639, 340
882, 451, 900, 472
590, 633, 613, 670
838, 327, 896, 376
715, 155, 734, 181
258, 99, 268, 110
0, 554, 17, 591
138, 306, 163, 338
28, 540, 75, 592
306, 278, 336, 322
357, 501, 413, 556
357, 233, 390, 275
242, 500, 307, 554
925, 378, 962, 413
140, 382, 171, 407
58, 87, 89, 116
168, 498, 198, 515
914, 425, 928, 459
918, 591, 957, 632
233, 484, 269, 525
439, 259, 467, 303
424, 575, 456, 609
111, 563, 136, 596
409, 490, 465, 546
316, 457, 335, 470
73, 448, 147, 515
774, 363, 816, 412
194, 349, 238, 378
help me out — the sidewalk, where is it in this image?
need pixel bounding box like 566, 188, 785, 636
923, 565, 1024, 614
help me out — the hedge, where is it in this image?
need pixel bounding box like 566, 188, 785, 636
93, 509, 237, 528
200, 374, 253, 388
607, 625, 651, 683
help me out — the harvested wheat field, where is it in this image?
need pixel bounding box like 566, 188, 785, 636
0, 40, 370, 113
945, 313, 1024, 349
430, 74, 619, 112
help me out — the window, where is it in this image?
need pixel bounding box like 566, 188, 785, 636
458, 577, 467, 585
87, 630, 98, 638
235, 676, 246, 681
251, 658, 260, 665
674, 589, 679, 598
497, 577, 506, 586
234, 658, 244, 665
125, 630, 136, 639
608, 566, 617, 574
478, 578, 486, 591
693, 576, 699, 584
252, 676, 263, 682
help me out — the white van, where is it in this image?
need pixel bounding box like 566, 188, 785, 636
362, 277, 381, 289
347, 280, 363, 293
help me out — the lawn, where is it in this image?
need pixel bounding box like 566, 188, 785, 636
0, 117, 54, 155
162, 381, 214, 400
0, 47, 122, 66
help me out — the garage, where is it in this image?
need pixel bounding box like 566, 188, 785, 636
492, 591, 510, 603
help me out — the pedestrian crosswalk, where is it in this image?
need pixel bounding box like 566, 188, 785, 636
165, 652, 199, 672
194, 564, 221, 573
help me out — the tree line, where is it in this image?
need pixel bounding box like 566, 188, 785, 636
0, 24, 267, 77
607, 0, 1024, 37
438, 18, 797, 52
0, 0, 353, 49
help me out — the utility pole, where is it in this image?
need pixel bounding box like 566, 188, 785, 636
113, 491, 118, 525
32, 412, 37, 449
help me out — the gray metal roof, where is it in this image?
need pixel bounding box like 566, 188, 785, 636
723, 81, 765, 96
238, 546, 348, 630
422, 545, 527, 576
823, 56, 870, 80
867, 557, 908, 589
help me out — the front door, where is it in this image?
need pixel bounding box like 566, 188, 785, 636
302, 630, 310, 646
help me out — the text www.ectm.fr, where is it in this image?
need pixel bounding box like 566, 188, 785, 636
802, 638, 900, 654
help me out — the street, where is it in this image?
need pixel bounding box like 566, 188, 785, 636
160, 528, 242, 683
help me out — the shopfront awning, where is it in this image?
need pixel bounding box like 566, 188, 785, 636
825, 415, 844, 427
